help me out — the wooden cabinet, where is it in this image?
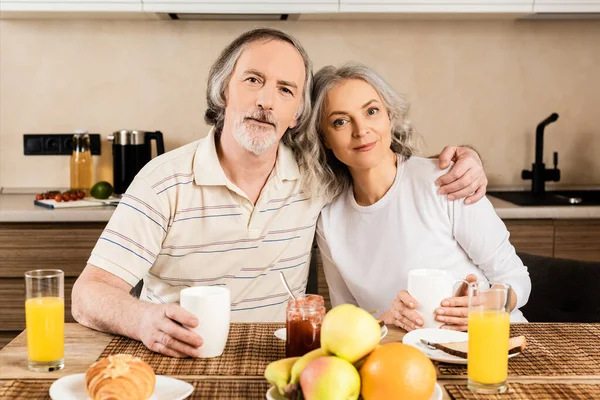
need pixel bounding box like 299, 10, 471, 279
141, 0, 338, 13
533, 0, 600, 12
0, 222, 105, 348
504, 219, 600, 261
339, 0, 534, 13
554, 220, 600, 262
503, 219, 555, 257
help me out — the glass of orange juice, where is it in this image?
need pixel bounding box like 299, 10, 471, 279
467, 282, 511, 395
25, 269, 64, 372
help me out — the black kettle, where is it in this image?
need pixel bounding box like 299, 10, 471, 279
108, 130, 165, 195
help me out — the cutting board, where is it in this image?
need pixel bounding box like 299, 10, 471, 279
34, 197, 119, 209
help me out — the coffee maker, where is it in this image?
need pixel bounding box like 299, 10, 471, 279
108, 130, 165, 195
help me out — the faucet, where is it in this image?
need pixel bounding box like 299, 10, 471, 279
521, 113, 561, 196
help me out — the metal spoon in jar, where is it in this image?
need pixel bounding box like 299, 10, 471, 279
279, 271, 297, 301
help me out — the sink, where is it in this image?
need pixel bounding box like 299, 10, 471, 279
488, 190, 600, 206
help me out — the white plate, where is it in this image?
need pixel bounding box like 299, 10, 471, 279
266, 382, 443, 400
49, 373, 194, 400
274, 325, 388, 342
402, 328, 520, 365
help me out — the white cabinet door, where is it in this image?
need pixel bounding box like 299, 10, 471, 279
533, 0, 600, 12
0, 0, 142, 11
142, 0, 338, 14
340, 0, 534, 13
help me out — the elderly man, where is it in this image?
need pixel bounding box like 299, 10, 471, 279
72, 28, 488, 358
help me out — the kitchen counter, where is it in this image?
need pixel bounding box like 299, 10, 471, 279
487, 196, 600, 219
1, 193, 600, 222
0, 194, 115, 222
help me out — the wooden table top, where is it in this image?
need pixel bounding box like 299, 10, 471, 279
1, 323, 599, 400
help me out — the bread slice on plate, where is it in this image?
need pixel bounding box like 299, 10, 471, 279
422, 335, 526, 359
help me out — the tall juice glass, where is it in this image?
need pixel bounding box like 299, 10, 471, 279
25, 269, 65, 371
467, 282, 511, 394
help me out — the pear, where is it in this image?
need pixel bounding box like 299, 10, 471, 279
264, 356, 300, 396
287, 347, 327, 392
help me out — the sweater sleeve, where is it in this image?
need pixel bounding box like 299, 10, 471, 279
449, 196, 532, 310
316, 214, 358, 307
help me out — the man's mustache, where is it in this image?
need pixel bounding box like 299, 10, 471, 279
244, 110, 278, 129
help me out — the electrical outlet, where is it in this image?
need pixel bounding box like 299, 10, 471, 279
24, 134, 101, 155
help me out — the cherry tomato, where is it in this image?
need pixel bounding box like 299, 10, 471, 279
54, 194, 63, 202
35, 194, 44, 201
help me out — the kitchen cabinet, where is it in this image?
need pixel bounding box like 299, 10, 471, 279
0, 0, 142, 12
0, 222, 105, 349
533, 0, 600, 12
503, 219, 555, 257
554, 220, 600, 262
505, 219, 600, 261
141, 0, 338, 14
339, 0, 534, 13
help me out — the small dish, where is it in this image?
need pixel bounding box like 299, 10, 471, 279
274, 325, 388, 342
49, 373, 193, 400
402, 328, 520, 365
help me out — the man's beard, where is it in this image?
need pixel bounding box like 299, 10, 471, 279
232, 109, 280, 156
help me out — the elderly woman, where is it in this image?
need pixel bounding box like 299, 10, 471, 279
303, 63, 531, 331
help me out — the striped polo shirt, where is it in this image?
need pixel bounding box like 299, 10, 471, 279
88, 128, 325, 322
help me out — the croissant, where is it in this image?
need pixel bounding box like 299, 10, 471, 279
85, 354, 156, 400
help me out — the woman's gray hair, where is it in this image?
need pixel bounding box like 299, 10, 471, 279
291, 62, 417, 201
205, 28, 313, 144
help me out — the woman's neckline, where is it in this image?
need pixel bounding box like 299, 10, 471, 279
347, 154, 405, 213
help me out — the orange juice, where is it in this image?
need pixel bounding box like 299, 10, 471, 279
468, 310, 510, 384
25, 297, 64, 362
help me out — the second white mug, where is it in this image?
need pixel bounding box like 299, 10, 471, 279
179, 286, 231, 358
407, 269, 459, 329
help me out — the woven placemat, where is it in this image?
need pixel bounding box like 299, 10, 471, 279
445, 382, 600, 400
98, 323, 285, 376
437, 323, 600, 376
188, 379, 271, 399
0, 380, 52, 400
0, 379, 272, 400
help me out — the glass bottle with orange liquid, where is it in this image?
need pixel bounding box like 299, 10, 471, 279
25, 269, 64, 371
467, 282, 511, 395
70, 130, 94, 194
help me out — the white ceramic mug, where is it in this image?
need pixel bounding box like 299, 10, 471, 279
407, 269, 464, 329
179, 286, 231, 358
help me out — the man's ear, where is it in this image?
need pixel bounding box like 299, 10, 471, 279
289, 106, 302, 130
288, 118, 299, 130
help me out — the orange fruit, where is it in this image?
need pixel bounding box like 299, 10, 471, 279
360, 342, 436, 400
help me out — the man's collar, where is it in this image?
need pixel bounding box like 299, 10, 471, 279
193, 127, 300, 187
274, 138, 300, 182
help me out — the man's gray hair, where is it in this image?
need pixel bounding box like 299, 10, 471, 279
293, 62, 416, 201
205, 28, 313, 145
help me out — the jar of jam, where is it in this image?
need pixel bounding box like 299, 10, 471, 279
285, 294, 326, 357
